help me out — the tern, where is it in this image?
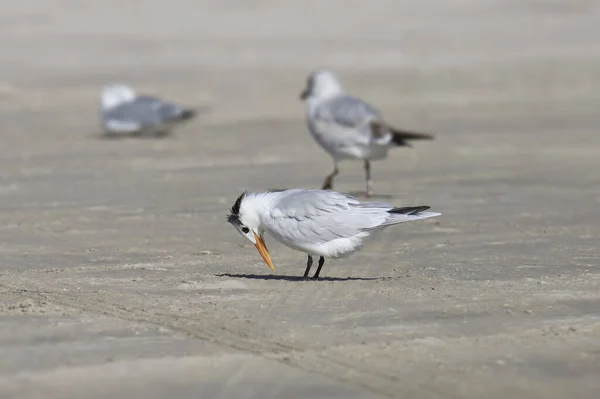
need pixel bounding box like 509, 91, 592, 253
300, 69, 434, 197
101, 84, 197, 137
227, 189, 440, 279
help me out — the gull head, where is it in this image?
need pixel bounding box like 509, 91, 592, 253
300, 69, 343, 101
227, 192, 274, 271
101, 84, 136, 110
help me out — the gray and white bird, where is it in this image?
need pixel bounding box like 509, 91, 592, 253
300, 70, 434, 197
227, 189, 440, 279
100, 84, 197, 137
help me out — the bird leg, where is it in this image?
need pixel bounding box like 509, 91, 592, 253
364, 160, 373, 197
312, 256, 325, 279
303, 255, 313, 279
321, 164, 339, 190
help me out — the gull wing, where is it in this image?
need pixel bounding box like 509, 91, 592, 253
103, 96, 192, 132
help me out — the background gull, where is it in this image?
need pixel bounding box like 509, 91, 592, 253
301, 69, 434, 197
100, 84, 197, 137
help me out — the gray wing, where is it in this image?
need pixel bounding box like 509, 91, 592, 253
265, 190, 393, 245
315, 95, 382, 128
134, 96, 189, 122
108, 96, 186, 126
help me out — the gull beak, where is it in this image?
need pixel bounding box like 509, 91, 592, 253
253, 232, 275, 271
300, 89, 309, 100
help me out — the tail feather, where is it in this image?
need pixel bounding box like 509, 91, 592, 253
389, 206, 430, 215
390, 128, 434, 147
377, 205, 440, 228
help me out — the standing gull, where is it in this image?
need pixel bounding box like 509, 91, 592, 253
227, 189, 440, 279
100, 84, 197, 137
300, 70, 434, 197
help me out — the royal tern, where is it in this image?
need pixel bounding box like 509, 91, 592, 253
300, 69, 434, 197
101, 84, 196, 137
227, 189, 440, 279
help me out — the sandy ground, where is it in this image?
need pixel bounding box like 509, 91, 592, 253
1, 1, 600, 398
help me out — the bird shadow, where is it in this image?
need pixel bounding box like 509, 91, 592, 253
215, 273, 378, 282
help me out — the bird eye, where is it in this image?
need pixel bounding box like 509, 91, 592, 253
241, 227, 250, 234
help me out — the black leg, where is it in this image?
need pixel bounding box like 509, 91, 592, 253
321, 163, 339, 190
312, 256, 325, 279
303, 255, 313, 279
364, 160, 373, 197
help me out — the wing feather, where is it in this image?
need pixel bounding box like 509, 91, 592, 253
105, 96, 184, 127
310, 95, 393, 149
265, 190, 392, 245
315, 95, 381, 128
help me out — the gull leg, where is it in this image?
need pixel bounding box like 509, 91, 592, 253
303, 255, 313, 279
321, 163, 339, 190
364, 160, 373, 197
312, 256, 325, 279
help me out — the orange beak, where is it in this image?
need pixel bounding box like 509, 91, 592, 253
253, 232, 275, 271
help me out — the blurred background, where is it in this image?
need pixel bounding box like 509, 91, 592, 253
1, 1, 599, 398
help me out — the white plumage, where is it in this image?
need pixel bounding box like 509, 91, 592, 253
227, 189, 440, 279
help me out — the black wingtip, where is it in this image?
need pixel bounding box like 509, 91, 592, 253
388, 206, 430, 215
391, 129, 434, 147
179, 109, 197, 121
226, 192, 247, 225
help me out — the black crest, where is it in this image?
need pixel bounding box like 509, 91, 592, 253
226, 192, 247, 225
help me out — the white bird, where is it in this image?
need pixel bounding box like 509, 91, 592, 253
300, 69, 434, 197
100, 84, 197, 137
227, 189, 440, 279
